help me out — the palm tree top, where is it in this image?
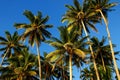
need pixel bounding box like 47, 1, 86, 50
0, 31, 25, 55
46, 26, 89, 62
62, 0, 101, 35
14, 10, 53, 47
89, 0, 117, 21
89, 0, 117, 10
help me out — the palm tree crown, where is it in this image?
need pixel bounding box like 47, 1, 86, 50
46, 26, 89, 80
62, 0, 100, 35
14, 10, 53, 47
0, 31, 25, 66
0, 48, 38, 80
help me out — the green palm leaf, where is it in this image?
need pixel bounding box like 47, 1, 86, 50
74, 0, 81, 10
23, 10, 35, 23
0, 36, 7, 42
39, 16, 49, 24
65, 5, 76, 11
5, 31, 11, 41
14, 23, 30, 29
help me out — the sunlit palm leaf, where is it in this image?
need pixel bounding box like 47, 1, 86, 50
46, 50, 64, 59
73, 48, 86, 59
50, 42, 63, 48
14, 23, 30, 29
28, 71, 37, 76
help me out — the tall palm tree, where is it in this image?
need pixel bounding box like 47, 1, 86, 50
62, 0, 99, 35
61, 0, 100, 79
89, 0, 120, 79
0, 48, 38, 80
46, 26, 88, 80
14, 10, 52, 79
80, 64, 113, 80
91, 37, 111, 72
0, 31, 25, 66
90, 37, 119, 79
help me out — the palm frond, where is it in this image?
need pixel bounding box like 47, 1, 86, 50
58, 26, 68, 43
0, 47, 7, 51
23, 10, 35, 23
41, 28, 51, 38
50, 42, 63, 49
73, 48, 86, 59
39, 16, 49, 24
5, 31, 11, 41
46, 50, 64, 59
46, 50, 65, 63
65, 5, 76, 11
37, 11, 42, 20
14, 23, 30, 29
44, 24, 53, 28
87, 22, 98, 32
0, 36, 7, 42
73, 0, 81, 11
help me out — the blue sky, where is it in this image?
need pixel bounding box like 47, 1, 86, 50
0, 0, 120, 79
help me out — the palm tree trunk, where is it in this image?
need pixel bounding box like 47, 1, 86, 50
62, 59, 65, 80
99, 10, 120, 80
69, 54, 72, 80
36, 44, 42, 80
100, 53, 106, 72
81, 20, 100, 80
90, 77, 93, 80
45, 66, 48, 80
0, 48, 9, 66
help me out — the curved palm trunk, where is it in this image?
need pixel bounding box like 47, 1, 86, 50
0, 48, 9, 66
36, 44, 42, 80
100, 53, 106, 72
69, 54, 72, 80
81, 20, 100, 80
99, 10, 120, 80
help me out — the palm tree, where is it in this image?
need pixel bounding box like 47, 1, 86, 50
0, 48, 38, 80
61, 0, 100, 79
91, 37, 111, 72
62, 0, 99, 35
14, 10, 53, 79
41, 52, 69, 80
46, 26, 88, 80
80, 64, 113, 80
0, 31, 25, 66
90, 37, 119, 79
89, 0, 120, 79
